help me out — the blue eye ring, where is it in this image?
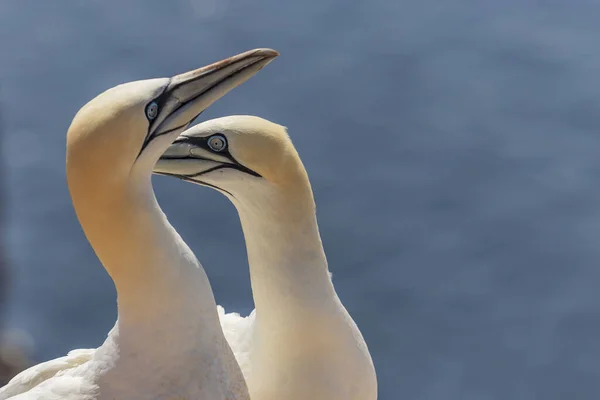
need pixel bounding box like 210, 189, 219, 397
146, 101, 159, 120
207, 134, 227, 152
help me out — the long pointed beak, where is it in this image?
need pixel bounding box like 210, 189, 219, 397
155, 135, 260, 178
141, 48, 278, 152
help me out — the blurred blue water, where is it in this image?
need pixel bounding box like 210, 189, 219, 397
2, 0, 600, 398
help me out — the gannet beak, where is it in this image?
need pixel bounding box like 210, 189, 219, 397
140, 48, 279, 154
155, 134, 260, 180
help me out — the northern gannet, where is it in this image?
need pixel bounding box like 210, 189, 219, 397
0, 50, 279, 400
154, 116, 378, 400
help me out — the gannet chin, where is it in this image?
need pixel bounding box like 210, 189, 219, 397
155, 115, 378, 400
0, 51, 278, 400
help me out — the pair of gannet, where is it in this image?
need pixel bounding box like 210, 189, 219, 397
1, 49, 376, 400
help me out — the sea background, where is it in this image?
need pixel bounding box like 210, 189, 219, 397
2, 1, 600, 398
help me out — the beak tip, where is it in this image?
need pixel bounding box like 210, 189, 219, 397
253, 48, 280, 59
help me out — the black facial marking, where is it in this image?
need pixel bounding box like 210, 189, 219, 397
167, 135, 262, 178
138, 82, 172, 155
138, 68, 221, 156
138, 56, 267, 158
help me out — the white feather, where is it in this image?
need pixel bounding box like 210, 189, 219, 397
0, 349, 95, 400
217, 306, 255, 379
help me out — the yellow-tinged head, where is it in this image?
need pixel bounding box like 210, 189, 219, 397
154, 115, 311, 200
66, 49, 279, 193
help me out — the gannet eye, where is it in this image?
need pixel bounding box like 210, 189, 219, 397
145, 102, 159, 120
207, 134, 227, 152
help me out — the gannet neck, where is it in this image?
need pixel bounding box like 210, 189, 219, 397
67, 169, 250, 399
231, 167, 377, 400
68, 168, 222, 352
233, 178, 336, 325
73, 170, 198, 299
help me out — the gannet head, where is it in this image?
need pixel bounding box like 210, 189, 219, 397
154, 115, 311, 200
66, 50, 279, 188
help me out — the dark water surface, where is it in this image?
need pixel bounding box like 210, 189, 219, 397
2, 1, 600, 398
